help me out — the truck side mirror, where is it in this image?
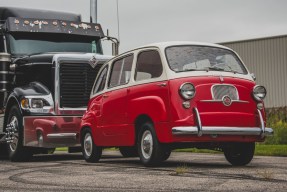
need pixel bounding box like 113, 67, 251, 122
112, 42, 119, 56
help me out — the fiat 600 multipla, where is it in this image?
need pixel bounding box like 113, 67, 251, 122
80, 42, 273, 166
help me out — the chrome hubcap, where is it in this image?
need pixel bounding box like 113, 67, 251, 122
84, 133, 93, 157
141, 130, 153, 159
5, 116, 19, 152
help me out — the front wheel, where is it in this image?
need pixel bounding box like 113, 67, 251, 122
81, 128, 102, 163
223, 142, 255, 166
138, 122, 165, 166
5, 105, 33, 162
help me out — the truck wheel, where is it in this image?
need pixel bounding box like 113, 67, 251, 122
81, 128, 102, 163
223, 142, 255, 166
6, 105, 33, 162
0, 143, 8, 159
119, 147, 138, 157
138, 122, 165, 166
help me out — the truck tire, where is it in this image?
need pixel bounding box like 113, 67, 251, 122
119, 147, 138, 157
6, 105, 33, 162
223, 142, 255, 166
138, 122, 165, 166
81, 128, 102, 163
0, 143, 8, 159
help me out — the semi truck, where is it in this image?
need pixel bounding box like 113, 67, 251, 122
0, 6, 115, 161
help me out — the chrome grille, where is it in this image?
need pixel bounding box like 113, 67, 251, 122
212, 85, 238, 100
59, 62, 103, 108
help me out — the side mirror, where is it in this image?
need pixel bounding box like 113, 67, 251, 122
112, 42, 119, 56
251, 73, 256, 81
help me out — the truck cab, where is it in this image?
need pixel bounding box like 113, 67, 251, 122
0, 7, 113, 161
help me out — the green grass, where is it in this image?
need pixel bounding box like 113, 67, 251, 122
254, 145, 287, 156
175, 145, 287, 157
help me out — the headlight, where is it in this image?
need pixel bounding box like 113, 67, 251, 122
179, 83, 196, 100
253, 85, 266, 101
31, 99, 44, 108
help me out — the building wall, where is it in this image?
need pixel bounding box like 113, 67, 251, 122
221, 35, 287, 108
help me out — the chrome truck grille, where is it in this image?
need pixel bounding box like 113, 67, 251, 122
59, 63, 103, 108
212, 85, 239, 100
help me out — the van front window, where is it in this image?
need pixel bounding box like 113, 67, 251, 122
165, 45, 247, 74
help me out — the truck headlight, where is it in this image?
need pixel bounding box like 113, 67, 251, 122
253, 85, 267, 101
179, 83, 196, 100
31, 99, 44, 108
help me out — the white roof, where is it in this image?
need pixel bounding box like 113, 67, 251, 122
136, 41, 232, 51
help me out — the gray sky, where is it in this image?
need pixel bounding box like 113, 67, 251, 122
1, 0, 287, 54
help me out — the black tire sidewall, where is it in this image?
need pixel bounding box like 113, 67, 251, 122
6, 105, 32, 162
224, 142, 255, 166
137, 122, 164, 166
81, 128, 102, 163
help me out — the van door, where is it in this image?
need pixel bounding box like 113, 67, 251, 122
100, 54, 134, 146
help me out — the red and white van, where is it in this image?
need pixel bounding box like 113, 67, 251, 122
80, 42, 273, 166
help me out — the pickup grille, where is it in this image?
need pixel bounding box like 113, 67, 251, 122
212, 84, 239, 100
59, 63, 103, 108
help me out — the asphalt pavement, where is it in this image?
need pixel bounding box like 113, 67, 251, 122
0, 151, 286, 192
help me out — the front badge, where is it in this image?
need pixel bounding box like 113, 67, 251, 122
222, 95, 232, 106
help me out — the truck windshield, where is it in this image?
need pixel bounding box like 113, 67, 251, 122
8, 33, 102, 55
165, 45, 247, 74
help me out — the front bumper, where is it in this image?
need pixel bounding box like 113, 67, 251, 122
24, 116, 82, 148
172, 108, 273, 138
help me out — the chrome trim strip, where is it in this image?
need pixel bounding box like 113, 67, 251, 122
257, 109, 265, 138
47, 133, 77, 140
172, 126, 274, 136
200, 100, 249, 103
193, 107, 202, 136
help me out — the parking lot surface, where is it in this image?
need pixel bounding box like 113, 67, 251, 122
0, 151, 286, 192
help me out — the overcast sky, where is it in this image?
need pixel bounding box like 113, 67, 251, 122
1, 0, 287, 54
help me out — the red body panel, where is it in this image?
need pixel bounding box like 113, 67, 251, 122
82, 75, 266, 146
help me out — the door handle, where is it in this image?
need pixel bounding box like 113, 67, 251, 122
157, 83, 167, 87
103, 94, 109, 98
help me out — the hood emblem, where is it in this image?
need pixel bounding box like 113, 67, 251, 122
222, 95, 232, 106
89, 56, 99, 68
219, 76, 224, 82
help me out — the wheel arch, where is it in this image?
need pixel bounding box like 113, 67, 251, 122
4, 95, 22, 132
134, 114, 154, 144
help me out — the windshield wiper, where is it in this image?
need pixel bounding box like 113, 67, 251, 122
178, 68, 207, 73
206, 66, 238, 74
205, 66, 225, 71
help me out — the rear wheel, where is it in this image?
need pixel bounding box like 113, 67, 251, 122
223, 142, 255, 166
81, 128, 102, 163
119, 147, 138, 157
6, 105, 33, 162
138, 122, 165, 166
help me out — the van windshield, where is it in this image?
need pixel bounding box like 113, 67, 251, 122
8, 32, 102, 56
165, 45, 247, 74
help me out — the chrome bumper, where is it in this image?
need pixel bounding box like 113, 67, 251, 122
172, 126, 274, 136
172, 108, 274, 137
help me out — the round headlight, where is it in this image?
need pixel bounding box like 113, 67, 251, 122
253, 85, 266, 101
179, 83, 196, 100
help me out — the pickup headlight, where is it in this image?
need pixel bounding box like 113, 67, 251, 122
253, 85, 267, 101
179, 83, 196, 100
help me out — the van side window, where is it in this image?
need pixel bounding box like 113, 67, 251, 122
135, 50, 163, 81
93, 66, 108, 94
109, 54, 133, 88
